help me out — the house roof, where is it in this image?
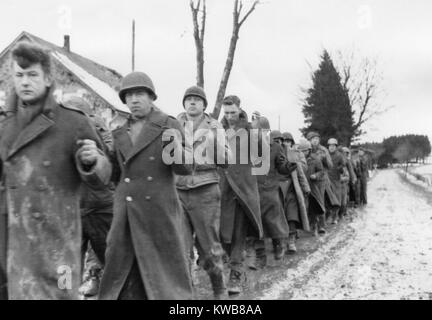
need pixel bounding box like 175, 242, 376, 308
0, 31, 130, 114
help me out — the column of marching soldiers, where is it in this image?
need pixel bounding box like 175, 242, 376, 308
0, 42, 369, 300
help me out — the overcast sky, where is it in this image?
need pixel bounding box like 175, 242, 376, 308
1, 0, 431, 143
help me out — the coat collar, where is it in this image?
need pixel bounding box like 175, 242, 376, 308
177, 112, 214, 144
114, 106, 168, 163
0, 86, 57, 159
221, 109, 250, 131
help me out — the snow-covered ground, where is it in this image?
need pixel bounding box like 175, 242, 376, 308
259, 169, 432, 300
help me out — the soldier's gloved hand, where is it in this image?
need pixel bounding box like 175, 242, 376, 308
77, 139, 99, 166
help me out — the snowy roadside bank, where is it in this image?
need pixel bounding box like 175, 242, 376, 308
399, 168, 432, 192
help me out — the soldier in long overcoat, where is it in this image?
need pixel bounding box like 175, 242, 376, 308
327, 138, 346, 224
0, 42, 111, 299
219, 96, 264, 295
297, 139, 326, 235
98, 72, 193, 300
254, 130, 297, 266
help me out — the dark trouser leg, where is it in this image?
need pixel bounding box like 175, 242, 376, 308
0, 214, 7, 300
355, 179, 361, 205
360, 178, 368, 204
118, 259, 147, 300
178, 185, 225, 296
340, 184, 348, 217
229, 203, 248, 273
82, 209, 113, 265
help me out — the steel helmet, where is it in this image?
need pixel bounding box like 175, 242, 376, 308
306, 131, 320, 141
282, 132, 294, 142
251, 115, 270, 130
118, 72, 157, 103
297, 138, 312, 151
183, 86, 207, 108
327, 138, 338, 146
270, 130, 283, 141
342, 147, 350, 154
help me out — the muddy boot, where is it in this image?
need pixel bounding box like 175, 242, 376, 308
209, 269, 226, 300
272, 239, 285, 260
79, 268, 101, 297
246, 239, 257, 270
227, 269, 245, 295
287, 233, 297, 254
255, 247, 267, 269
318, 216, 326, 235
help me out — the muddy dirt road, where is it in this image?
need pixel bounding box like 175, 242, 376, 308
194, 169, 432, 300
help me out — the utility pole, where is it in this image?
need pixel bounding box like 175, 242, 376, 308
132, 19, 135, 71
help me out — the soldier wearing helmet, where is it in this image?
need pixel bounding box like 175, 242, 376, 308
327, 138, 346, 224
175, 85, 231, 299
306, 131, 334, 234
298, 138, 326, 237
279, 133, 310, 254
99, 72, 194, 300
341, 147, 358, 212
253, 129, 297, 269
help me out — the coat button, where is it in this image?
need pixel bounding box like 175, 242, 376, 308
147, 176, 153, 181
145, 196, 151, 201
42, 161, 51, 167
126, 196, 133, 202
124, 178, 130, 183
149, 156, 155, 161
32, 212, 42, 219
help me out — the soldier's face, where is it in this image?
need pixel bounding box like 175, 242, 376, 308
223, 104, 240, 125
283, 140, 293, 148
328, 144, 337, 152
184, 96, 205, 117
125, 89, 153, 118
359, 150, 365, 156
310, 137, 320, 147
12, 61, 51, 104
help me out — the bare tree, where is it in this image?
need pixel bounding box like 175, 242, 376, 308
337, 50, 393, 139
190, 0, 206, 88
210, 0, 260, 119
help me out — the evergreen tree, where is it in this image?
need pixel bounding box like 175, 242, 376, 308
301, 50, 355, 146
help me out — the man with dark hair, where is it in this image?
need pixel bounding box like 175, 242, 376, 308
0, 42, 111, 299
219, 95, 264, 295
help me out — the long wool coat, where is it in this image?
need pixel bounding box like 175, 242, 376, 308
98, 107, 193, 300
327, 150, 346, 205
219, 110, 263, 243
312, 145, 340, 207
257, 142, 293, 239
305, 153, 326, 214
0, 88, 111, 300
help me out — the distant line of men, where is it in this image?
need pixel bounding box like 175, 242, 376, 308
0, 41, 369, 300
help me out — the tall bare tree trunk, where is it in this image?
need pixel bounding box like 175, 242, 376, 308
190, 0, 206, 88
210, 0, 259, 120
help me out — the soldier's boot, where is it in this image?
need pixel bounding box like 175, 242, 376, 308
330, 209, 338, 225
227, 269, 246, 295
208, 268, 227, 300
272, 239, 285, 260
79, 268, 101, 297
318, 216, 326, 235
255, 247, 267, 269
287, 233, 297, 254
246, 239, 257, 270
